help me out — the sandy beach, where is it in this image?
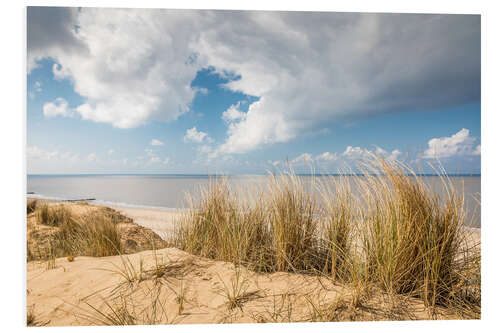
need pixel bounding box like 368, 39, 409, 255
108, 205, 184, 241
26, 199, 481, 326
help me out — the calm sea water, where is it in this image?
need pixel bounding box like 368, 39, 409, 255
27, 174, 481, 227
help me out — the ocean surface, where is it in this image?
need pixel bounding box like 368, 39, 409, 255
27, 174, 481, 227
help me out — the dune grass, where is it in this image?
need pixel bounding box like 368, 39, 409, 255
358, 160, 470, 308
27, 199, 38, 214
32, 204, 123, 258
37, 204, 72, 227
172, 157, 480, 317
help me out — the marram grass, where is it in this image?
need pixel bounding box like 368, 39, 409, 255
172, 157, 480, 316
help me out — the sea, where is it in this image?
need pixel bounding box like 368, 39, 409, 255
27, 174, 481, 228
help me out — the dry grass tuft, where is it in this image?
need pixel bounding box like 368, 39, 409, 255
359, 159, 478, 310
27, 199, 38, 214
172, 157, 480, 318
30, 204, 123, 259
37, 204, 72, 227
27, 305, 49, 326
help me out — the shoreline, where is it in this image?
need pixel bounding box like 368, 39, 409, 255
27, 197, 481, 239
26, 198, 482, 232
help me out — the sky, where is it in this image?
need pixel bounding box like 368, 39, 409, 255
26, 7, 481, 174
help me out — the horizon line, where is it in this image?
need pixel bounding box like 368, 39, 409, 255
27, 172, 481, 177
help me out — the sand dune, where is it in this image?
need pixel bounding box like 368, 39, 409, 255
26, 201, 480, 326
27, 247, 461, 326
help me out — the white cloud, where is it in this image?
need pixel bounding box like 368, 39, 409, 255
42, 97, 72, 118
163, 157, 170, 165
184, 127, 212, 143
289, 146, 404, 169
267, 160, 281, 167
27, 146, 80, 165
472, 144, 481, 156
423, 128, 480, 159
342, 146, 371, 159
316, 152, 338, 162
149, 156, 161, 164
87, 153, 97, 162
389, 149, 402, 161
29, 8, 199, 129
29, 9, 479, 152
291, 153, 313, 165
27, 146, 59, 160
34, 81, 42, 92
373, 147, 402, 161
222, 103, 246, 123
107, 149, 114, 155
150, 139, 164, 146
195, 87, 208, 95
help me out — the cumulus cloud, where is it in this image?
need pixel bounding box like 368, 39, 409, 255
201, 12, 480, 154
27, 7, 88, 72
149, 156, 161, 163
87, 153, 97, 162
184, 127, 212, 143
29, 8, 479, 151
423, 128, 480, 159
268, 160, 281, 167
150, 139, 164, 146
222, 103, 246, 123
316, 152, 338, 162
29, 7, 200, 128
286, 145, 404, 169
374, 147, 402, 161
27, 146, 59, 160
27, 146, 80, 165
42, 97, 72, 118
291, 153, 313, 165
472, 144, 481, 156
342, 146, 370, 159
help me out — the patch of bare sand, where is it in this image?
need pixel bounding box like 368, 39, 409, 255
27, 247, 463, 326
109, 206, 184, 241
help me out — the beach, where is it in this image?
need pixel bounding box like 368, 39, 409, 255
26, 196, 481, 326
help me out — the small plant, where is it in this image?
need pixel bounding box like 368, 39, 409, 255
80, 293, 137, 325
216, 265, 259, 311
106, 255, 145, 285
253, 292, 294, 323
45, 241, 57, 270
166, 278, 186, 315
27, 305, 49, 326
305, 292, 352, 322
150, 240, 168, 281
74, 283, 171, 325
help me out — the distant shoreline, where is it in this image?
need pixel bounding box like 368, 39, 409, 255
27, 173, 481, 177
26, 194, 187, 213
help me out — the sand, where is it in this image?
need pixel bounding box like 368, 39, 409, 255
109, 205, 184, 241
26, 201, 480, 326
28, 246, 461, 326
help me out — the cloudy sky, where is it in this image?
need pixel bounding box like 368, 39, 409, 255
26, 7, 481, 174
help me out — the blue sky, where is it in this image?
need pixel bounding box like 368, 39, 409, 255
27, 8, 481, 174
